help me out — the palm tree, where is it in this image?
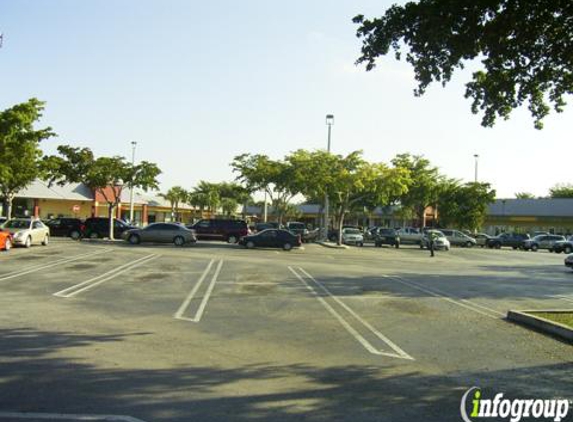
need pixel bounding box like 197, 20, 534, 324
160, 186, 187, 222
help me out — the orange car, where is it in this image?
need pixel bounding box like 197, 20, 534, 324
0, 230, 13, 251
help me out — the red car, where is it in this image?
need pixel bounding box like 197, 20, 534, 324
0, 230, 13, 251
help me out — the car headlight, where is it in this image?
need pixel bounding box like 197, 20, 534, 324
14, 232, 24, 239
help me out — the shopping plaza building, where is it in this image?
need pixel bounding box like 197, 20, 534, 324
2, 181, 573, 235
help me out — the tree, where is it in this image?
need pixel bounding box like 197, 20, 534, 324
44, 145, 161, 239
192, 181, 221, 216
0, 99, 55, 218
437, 182, 496, 231
353, 1, 573, 129
288, 150, 410, 245
549, 183, 573, 198
391, 153, 443, 226
232, 154, 299, 224
160, 186, 188, 222
515, 192, 535, 199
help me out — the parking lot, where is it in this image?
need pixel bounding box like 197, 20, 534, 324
0, 240, 572, 422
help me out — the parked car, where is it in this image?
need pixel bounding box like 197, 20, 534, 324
551, 236, 573, 254
341, 228, 364, 246
121, 222, 197, 246
45, 218, 85, 240
303, 228, 320, 243
439, 229, 477, 247
474, 233, 492, 248
0, 229, 13, 251
374, 228, 400, 248
84, 217, 135, 239
523, 234, 566, 252
565, 254, 573, 270
328, 225, 360, 242
239, 228, 301, 251
486, 233, 530, 249
3, 218, 50, 248
187, 219, 248, 243
285, 222, 309, 240
421, 230, 450, 251
396, 227, 424, 245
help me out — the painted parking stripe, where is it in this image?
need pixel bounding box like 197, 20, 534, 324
555, 295, 573, 304
174, 259, 224, 322
289, 266, 413, 360
53, 254, 159, 298
383, 275, 504, 319
0, 411, 147, 421
0, 249, 112, 282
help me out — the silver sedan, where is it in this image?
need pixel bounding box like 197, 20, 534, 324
122, 223, 197, 246
3, 218, 50, 248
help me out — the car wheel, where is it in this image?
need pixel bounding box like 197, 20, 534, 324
283, 242, 293, 251
89, 232, 99, 239
4, 238, 11, 251
531, 244, 539, 251
445, 246, 450, 251
395, 243, 400, 249
24, 236, 32, 248
128, 234, 141, 245
70, 230, 81, 240
227, 235, 238, 244
564, 246, 573, 254
466, 241, 474, 248
42, 235, 49, 246
375, 242, 381, 247
512, 246, 518, 250
174, 236, 185, 247
494, 243, 501, 249
246, 241, 255, 249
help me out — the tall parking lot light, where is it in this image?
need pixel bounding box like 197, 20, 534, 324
324, 114, 334, 240
474, 153, 479, 183
129, 141, 137, 224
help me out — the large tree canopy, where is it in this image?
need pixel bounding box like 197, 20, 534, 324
354, 0, 573, 129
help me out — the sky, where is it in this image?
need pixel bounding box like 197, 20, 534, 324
1, 0, 571, 199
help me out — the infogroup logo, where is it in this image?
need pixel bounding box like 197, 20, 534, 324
460, 387, 570, 422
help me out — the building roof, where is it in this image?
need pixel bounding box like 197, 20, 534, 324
17, 180, 94, 201
488, 198, 573, 218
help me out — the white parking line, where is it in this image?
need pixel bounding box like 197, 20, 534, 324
555, 295, 573, 304
174, 259, 224, 322
0, 249, 112, 282
289, 266, 413, 360
53, 254, 159, 298
383, 275, 504, 319
0, 411, 147, 421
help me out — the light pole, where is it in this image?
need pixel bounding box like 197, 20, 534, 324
324, 114, 334, 240
474, 154, 479, 183
129, 141, 137, 224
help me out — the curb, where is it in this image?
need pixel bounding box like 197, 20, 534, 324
316, 241, 349, 249
507, 310, 573, 343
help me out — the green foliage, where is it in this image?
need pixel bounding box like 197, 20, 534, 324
44, 145, 161, 238
288, 149, 410, 244
391, 153, 443, 224
437, 182, 496, 231
189, 181, 252, 217
549, 183, 573, 198
160, 186, 188, 221
515, 192, 535, 199
232, 153, 299, 223
0, 98, 56, 217
354, 1, 573, 129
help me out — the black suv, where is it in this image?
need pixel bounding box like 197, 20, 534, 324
84, 217, 135, 239
46, 218, 85, 240
374, 228, 400, 248
486, 233, 530, 249
187, 219, 248, 243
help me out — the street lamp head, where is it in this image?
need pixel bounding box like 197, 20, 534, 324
114, 179, 124, 187
131, 141, 137, 146
326, 114, 334, 125
474, 154, 479, 158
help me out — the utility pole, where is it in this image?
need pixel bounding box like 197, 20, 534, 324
323, 114, 334, 240
474, 154, 479, 183
129, 141, 137, 223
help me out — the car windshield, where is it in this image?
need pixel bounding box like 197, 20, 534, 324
344, 229, 361, 235
379, 229, 394, 235
4, 220, 31, 229
288, 223, 305, 229
531, 235, 545, 241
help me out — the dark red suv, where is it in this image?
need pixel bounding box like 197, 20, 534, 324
187, 219, 248, 243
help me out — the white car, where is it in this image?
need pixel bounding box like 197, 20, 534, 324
341, 228, 364, 246
565, 254, 573, 271
421, 230, 450, 251
3, 218, 50, 248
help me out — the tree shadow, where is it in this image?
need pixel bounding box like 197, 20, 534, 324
0, 327, 571, 422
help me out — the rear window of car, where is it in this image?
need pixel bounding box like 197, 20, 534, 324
379, 229, 394, 235
288, 223, 305, 229
4, 220, 30, 229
